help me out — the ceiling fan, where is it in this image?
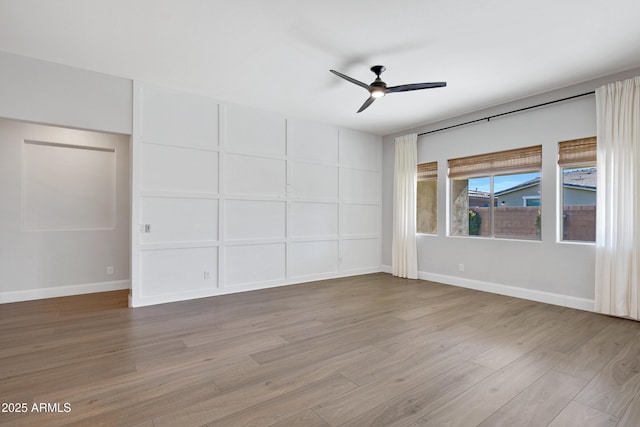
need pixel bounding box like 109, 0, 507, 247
330, 65, 446, 113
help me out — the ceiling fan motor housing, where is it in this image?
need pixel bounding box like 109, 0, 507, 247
370, 65, 386, 76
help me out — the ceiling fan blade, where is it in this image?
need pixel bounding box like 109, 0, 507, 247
387, 82, 447, 93
357, 97, 376, 113
330, 69, 370, 90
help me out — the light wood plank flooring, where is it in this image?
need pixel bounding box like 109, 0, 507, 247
1, 273, 639, 426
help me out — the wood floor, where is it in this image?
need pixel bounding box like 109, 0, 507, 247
1, 273, 639, 427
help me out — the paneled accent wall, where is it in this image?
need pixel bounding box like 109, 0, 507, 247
131, 82, 381, 307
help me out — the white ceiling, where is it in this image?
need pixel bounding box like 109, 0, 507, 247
1, 0, 639, 135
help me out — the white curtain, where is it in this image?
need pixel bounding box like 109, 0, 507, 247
392, 134, 418, 279
595, 76, 640, 320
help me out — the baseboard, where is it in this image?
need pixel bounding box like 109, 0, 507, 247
130, 267, 384, 307
380, 265, 594, 312
14, 268, 592, 313
0, 280, 131, 304
417, 271, 595, 312
564, 296, 596, 312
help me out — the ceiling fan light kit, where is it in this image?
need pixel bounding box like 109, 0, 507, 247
371, 88, 386, 98
330, 65, 446, 113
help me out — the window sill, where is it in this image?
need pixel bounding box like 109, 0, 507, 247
557, 239, 595, 246
446, 234, 542, 243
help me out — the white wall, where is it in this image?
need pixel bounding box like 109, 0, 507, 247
0, 51, 132, 134
0, 52, 381, 306
131, 82, 381, 307
0, 118, 130, 302
382, 67, 640, 310
0, 52, 132, 303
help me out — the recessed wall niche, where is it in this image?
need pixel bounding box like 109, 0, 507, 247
22, 140, 116, 230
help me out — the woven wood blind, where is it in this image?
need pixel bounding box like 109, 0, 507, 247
448, 145, 542, 178
417, 161, 437, 181
558, 137, 596, 166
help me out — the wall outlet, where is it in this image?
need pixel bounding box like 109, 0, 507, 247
106, 266, 114, 275
204, 271, 210, 280
458, 263, 465, 272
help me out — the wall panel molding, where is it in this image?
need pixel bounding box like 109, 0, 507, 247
131, 81, 382, 307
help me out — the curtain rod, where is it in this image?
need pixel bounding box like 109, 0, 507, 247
417, 91, 595, 137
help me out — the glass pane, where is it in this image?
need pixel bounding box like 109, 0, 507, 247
562, 167, 596, 242
417, 180, 437, 234
451, 177, 491, 237
494, 171, 541, 239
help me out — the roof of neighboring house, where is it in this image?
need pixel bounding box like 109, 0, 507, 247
495, 168, 596, 196
494, 178, 539, 196
563, 167, 597, 189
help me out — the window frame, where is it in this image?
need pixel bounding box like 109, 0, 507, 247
447, 145, 543, 241
416, 161, 438, 235
449, 170, 542, 240
557, 137, 597, 244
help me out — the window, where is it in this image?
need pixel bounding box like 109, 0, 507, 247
417, 161, 437, 234
558, 137, 597, 242
449, 146, 542, 239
